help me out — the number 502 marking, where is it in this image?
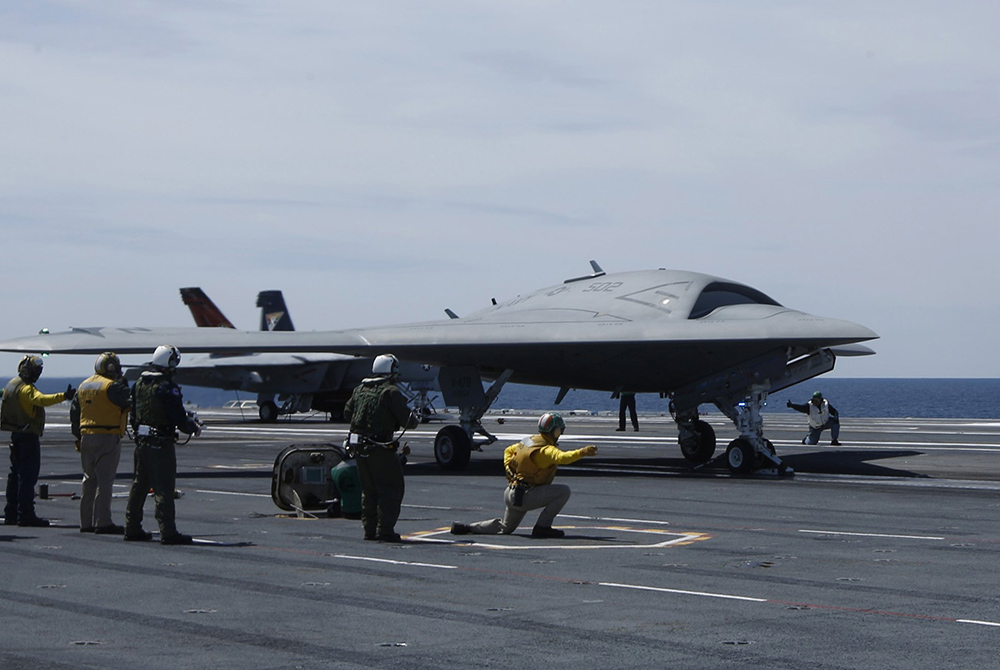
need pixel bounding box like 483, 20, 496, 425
583, 282, 623, 293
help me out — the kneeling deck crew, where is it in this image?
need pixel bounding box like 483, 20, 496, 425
451, 412, 597, 539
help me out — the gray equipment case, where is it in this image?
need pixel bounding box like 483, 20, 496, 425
271, 443, 348, 511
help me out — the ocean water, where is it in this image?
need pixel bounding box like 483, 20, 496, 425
491, 379, 1000, 420
38, 378, 1000, 420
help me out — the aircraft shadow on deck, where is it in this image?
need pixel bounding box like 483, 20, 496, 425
406, 450, 930, 480
40, 449, 930, 486
780, 449, 929, 478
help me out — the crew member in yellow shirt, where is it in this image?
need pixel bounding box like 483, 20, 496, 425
450, 412, 597, 539
1, 355, 75, 527
70, 352, 130, 534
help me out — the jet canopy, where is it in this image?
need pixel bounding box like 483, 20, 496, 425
688, 282, 782, 319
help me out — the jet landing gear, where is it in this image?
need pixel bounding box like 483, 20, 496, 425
675, 385, 792, 477
723, 437, 777, 474
258, 400, 280, 423
432, 368, 513, 471
434, 425, 473, 471
256, 394, 321, 423
676, 414, 717, 465
718, 385, 792, 477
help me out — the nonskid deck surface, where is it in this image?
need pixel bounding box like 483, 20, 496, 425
5, 407, 1000, 669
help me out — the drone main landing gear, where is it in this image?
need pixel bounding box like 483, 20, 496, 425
433, 368, 513, 471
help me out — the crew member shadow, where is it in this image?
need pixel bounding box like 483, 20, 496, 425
406, 459, 505, 478
455, 531, 626, 544
40, 470, 273, 483
0, 533, 42, 542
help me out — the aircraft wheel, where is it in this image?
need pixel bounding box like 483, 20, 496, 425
434, 425, 472, 471
679, 420, 716, 464
258, 401, 279, 423
726, 438, 755, 474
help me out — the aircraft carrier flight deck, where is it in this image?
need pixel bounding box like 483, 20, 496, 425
3, 407, 1000, 669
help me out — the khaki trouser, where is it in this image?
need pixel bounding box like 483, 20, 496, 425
79, 433, 123, 529
467, 483, 571, 534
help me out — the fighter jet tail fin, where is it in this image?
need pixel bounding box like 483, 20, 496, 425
257, 290, 295, 332
180, 287, 236, 329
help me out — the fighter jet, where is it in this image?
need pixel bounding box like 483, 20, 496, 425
179, 287, 238, 329
179, 287, 294, 332
138, 288, 437, 422
0, 263, 877, 474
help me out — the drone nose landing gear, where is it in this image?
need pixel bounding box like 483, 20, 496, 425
684, 384, 793, 477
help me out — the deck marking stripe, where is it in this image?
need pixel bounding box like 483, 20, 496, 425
600, 581, 766, 602
253, 544, 995, 627
560, 514, 672, 526
799, 529, 945, 540
332, 554, 457, 570
195, 489, 270, 498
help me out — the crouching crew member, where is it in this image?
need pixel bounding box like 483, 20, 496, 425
787, 391, 842, 446
125, 345, 201, 545
71, 352, 130, 534
343, 354, 418, 543
1, 355, 75, 527
451, 412, 598, 539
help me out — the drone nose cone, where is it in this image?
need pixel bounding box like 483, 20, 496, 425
795, 313, 878, 346
829, 317, 878, 342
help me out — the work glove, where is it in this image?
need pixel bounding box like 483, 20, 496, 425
187, 410, 203, 437
581, 445, 598, 457
786, 400, 793, 408
64, 385, 76, 401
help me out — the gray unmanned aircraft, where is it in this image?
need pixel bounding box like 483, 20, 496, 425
0, 263, 877, 475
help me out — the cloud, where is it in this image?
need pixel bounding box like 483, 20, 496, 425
0, 1, 998, 378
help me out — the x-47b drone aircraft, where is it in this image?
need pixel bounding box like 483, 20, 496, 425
0, 263, 877, 476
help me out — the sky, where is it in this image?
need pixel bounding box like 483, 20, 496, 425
0, 1, 998, 380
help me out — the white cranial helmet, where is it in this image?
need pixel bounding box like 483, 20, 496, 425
372, 353, 399, 377
151, 345, 181, 370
